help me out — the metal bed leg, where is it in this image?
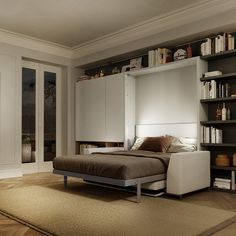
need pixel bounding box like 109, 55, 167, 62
136, 180, 141, 203
64, 176, 68, 188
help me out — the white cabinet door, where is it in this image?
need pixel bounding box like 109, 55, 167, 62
76, 78, 106, 141
106, 75, 124, 142
0, 55, 16, 165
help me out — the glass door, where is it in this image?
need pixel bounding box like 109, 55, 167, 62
38, 65, 62, 172
22, 61, 62, 173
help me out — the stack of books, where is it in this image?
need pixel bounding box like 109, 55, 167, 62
201, 126, 222, 144
213, 177, 231, 190
148, 48, 172, 67
201, 33, 235, 56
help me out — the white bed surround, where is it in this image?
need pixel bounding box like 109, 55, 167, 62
136, 123, 197, 138
135, 123, 210, 196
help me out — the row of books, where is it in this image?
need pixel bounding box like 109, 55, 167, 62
201, 33, 235, 56
148, 48, 172, 67
201, 126, 222, 144
213, 178, 231, 190
201, 81, 231, 99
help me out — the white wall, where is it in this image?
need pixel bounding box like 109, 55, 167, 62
135, 66, 197, 125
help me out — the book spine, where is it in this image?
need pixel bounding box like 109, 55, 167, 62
148, 50, 155, 67
211, 127, 216, 143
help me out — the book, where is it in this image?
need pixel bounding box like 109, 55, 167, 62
204, 71, 222, 77
216, 129, 223, 143
215, 178, 231, 183
213, 181, 230, 189
211, 127, 216, 143
204, 127, 210, 143
148, 50, 155, 67
201, 126, 204, 143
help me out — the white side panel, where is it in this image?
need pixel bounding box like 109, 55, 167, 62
0, 54, 16, 165
124, 75, 136, 149
196, 58, 208, 150
76, 78, 106, 141
135, 65, 197, 124
106, 75, 124, 142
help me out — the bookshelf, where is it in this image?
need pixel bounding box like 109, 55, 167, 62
200, 49, 236, 193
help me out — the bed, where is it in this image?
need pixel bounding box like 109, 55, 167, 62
53, 123, 210, 202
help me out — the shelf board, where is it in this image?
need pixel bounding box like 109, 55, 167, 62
211, 165, 236, 171
127, 57, 198, 77
201, 143, 236, 147
200, 97, 236, 103
201, 49, 236, 61
200, 72, 236, 81
200, 120, 236, 125
209, 187, 236, 193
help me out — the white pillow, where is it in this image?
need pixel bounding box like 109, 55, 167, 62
167, 136, 197, 153
131, 137, 146, 150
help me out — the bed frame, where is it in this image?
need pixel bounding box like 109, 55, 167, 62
53, 169, 166, 203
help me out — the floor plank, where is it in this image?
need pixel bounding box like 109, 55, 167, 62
0, 173, 235, 235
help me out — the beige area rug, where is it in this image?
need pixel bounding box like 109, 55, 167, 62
0, 183, 235, 236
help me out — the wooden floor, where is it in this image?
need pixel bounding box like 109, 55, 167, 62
0, 173, 236, 236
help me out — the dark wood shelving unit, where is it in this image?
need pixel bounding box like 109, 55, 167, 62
201, 49, 236, 61
200, 97, 236, 103
200, 120, 236, 125
200, 72, 236, 82
201, 49, 236, 193
201, 143, 236, 147
211, 165, 236, 171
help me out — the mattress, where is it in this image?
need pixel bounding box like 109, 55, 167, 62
53, 150, 170, 180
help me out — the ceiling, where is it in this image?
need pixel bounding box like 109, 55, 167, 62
0, 0, 207, 47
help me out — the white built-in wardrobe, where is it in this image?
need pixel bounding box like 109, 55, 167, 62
76, 73, 135, 149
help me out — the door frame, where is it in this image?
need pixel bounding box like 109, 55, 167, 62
22, 61, 63, 174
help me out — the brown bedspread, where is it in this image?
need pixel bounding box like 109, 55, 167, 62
53, 150, 171, 180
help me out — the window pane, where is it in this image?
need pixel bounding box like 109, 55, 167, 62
44, 71, 56, 162
22, 68, 36, 163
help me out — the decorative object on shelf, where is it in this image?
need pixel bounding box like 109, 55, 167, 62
121, 65, 131, 72
233, 153, 236, 166
226, 105, 231, 120
100, 69, 105, 77
221, 103, 226, 121
112, 66, 120, 74
215, 154, 230, 167
187, 44, 192, 58
78, 75, 91, 81
173, 49, 187, 61
216, 104, 222, 120
130, 57, 142, 70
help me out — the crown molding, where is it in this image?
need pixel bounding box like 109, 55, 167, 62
72, 0, 236, 59
0, 28, 73, 58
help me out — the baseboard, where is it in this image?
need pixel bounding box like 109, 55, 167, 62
0, 168, 22, 179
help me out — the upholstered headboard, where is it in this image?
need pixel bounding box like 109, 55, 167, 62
135, 123, 197, 138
